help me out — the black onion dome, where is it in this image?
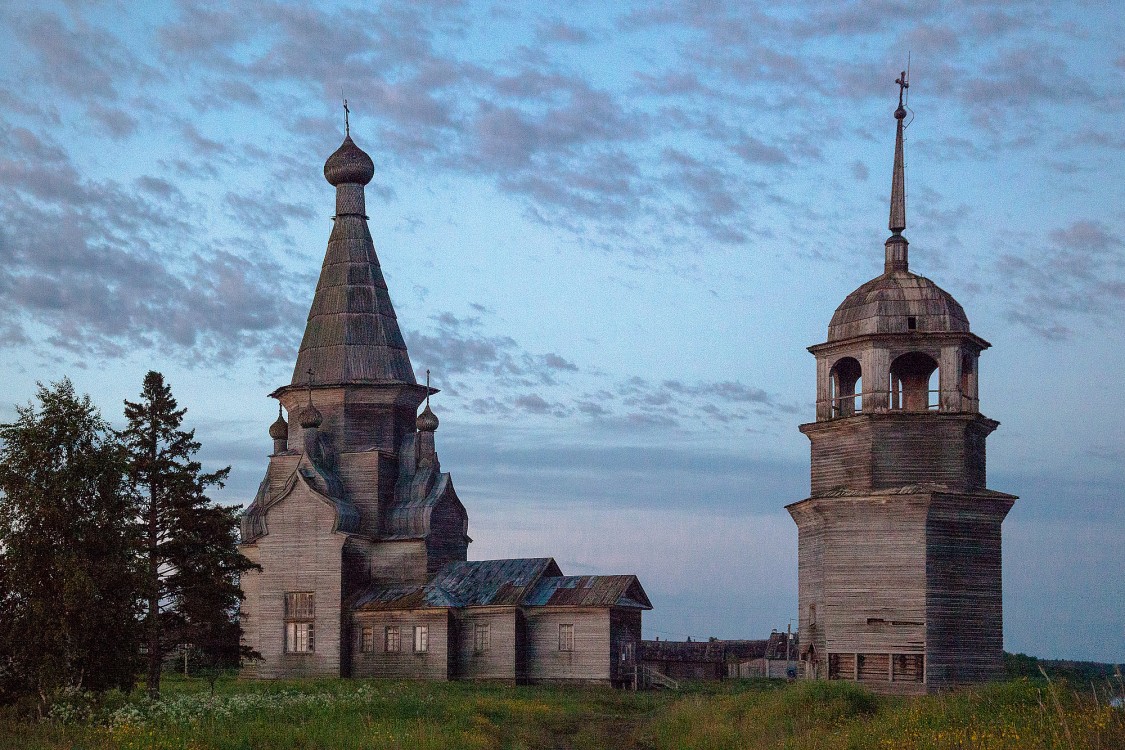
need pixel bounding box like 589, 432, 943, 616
324, 135, 374, 186
416, 403, 439, 432
268, 410, 289, 439
298, 402, 323, 429
828, 270, 969, 342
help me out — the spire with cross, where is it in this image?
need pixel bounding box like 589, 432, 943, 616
343, 98, 350, 137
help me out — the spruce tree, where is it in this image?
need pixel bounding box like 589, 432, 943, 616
0, 379, 142, 714
122, 371, 255, 699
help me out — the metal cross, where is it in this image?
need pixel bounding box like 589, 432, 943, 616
343, 99, 350, 136
895, 70, 909, 109
425, 369, 431, 407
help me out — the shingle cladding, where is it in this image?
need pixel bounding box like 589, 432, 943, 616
827, 270, 969, 342
291, 213, 415, 386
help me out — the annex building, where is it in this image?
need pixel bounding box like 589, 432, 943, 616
787, 74, 1016, 694
238, 126, 650, 684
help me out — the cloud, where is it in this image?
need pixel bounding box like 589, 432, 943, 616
0, 122, 303, 363
997, 220, 1125, 338
406, 312, 579, 388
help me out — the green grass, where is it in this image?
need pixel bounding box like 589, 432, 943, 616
2, 676, 1122, 750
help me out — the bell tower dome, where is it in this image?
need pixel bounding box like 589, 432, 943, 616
787, 72, 1016, 694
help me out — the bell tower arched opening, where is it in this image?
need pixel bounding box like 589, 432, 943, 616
829, 357, 862, 417
889, 352, 938, 412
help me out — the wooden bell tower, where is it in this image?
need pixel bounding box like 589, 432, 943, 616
787, 72, 1016, 694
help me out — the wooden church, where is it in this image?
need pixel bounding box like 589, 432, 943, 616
787, 74, 1017, 694
238, 122, 650, 684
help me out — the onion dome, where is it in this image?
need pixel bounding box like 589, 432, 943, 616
268, 406, 289, 439
298, 401, 323, 429
323, 135, 374, 186
416, 403, 439, 433
828, 273, 969, 342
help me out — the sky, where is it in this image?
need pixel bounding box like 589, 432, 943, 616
0, 0, 1122, 662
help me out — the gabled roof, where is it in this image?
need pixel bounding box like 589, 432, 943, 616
525, 575, 652, 609
433, 558, 563, 606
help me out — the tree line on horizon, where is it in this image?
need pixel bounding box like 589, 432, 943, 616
0, 373, 256, 717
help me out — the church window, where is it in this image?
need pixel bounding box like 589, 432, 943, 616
474, 622, 490, 653
559, 624, 574, 651
360, 626, 374, 653
907, 316, 917, 330
284, 592, 315, 653
414, 625, 428, 653
384, 626, 401, 652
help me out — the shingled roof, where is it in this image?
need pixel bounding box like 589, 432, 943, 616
291, 134, 415, 387
351, 559, 652, 613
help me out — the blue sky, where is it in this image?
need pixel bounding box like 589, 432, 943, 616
0, 0, 1122, 662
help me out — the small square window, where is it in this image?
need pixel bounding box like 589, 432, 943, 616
414, 625, 428, 653
907, 316, 917, 330
360, 626, 374, 653
559, 624, 574, 652
384, 626, 401, 652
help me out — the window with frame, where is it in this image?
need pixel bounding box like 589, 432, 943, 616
384, 625, 401, 652
285, 592, 315, 653
360, 626, 374, 653
413, 625, 428, 653
558, 623, 574, 652
473, 622, 490, 653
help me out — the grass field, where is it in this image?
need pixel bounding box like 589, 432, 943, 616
3, 675, 1122, 750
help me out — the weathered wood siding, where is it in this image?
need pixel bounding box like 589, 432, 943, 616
426, 491, 469, 577
789, 501, 826, 679
238, 543, 262, 678
350, 609, 451, 680
524, 608, 611, 684
790, 493, 928, 687
368, 539, 429, 585
925, 493, 1012, 689
245, 487, 347, 678
803, 413, 995, 495
452, 607, 519, 682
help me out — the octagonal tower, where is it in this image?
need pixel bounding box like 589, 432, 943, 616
787, 73, 1016, 694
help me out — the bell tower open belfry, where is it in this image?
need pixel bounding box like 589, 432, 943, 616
786, 73, 1016, 694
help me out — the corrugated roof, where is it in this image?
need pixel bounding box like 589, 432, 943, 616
524, 575, 652, 609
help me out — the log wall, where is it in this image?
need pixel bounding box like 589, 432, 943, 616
350, 609, 451, 680
524, 608, 611, 684
243, 486, 347, 678
452, 607, 520, 682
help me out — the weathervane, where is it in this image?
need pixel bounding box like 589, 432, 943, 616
343, 98, 350, 136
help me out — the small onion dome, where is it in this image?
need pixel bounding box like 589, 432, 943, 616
268, 409, 289, 440
298, 402, 323, 429
324, 135, 374, 186
416, 403, 439, 432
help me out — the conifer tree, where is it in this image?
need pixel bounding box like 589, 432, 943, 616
0, 379, 142, 714
122, 371, 255, 699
